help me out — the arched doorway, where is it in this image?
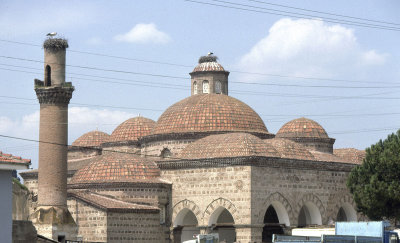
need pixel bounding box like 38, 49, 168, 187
209, 207, 236, 243
173, 209, 199, 243
297, 202, 322, 227
262, 205, 285, 243
336, 203, 357, 222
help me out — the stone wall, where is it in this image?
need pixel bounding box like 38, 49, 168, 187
107, 212, 166, 243
67, 147, 101, 161
142, 138, 195, 158
161, 166, 251, 242
86, 184, 170, 207
12, 180, 30, 220
68, 198, 108, 242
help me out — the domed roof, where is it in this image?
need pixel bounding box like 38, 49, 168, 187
179, 133, 279, 159
110, 117, 156, 142
264, 138, 315, 160
72, 130, 110, 147
191, 55, 226, 72
276, 117, 329, 139
69, 153, 161, 184
152, 94, 270, 136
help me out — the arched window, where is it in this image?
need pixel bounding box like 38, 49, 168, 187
160, 148, 172, 158
193, 81, 198, 94
215, 81, 222, 94
202, 80, 209, 94
45, 65, 51, 86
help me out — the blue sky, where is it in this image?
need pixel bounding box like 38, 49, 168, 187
0, 0, 399, 169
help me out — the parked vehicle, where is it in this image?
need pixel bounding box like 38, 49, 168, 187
273, 221, 399, 243
182, 233, 219, 243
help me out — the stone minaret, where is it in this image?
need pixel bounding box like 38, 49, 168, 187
190, 54, 230, 95
32, 38, 77, 242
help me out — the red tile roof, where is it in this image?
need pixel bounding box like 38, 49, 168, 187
0, 151, 31, 165
69, 190, 159, 212
276, 117, 329, 139
179, 132, 279, 159
69, 153, 162, 184
333, 148, 366, 164
265, 138, 315, 160
152, 94, 269, 136
72, 130, 110, 147
110, 117, 156, 142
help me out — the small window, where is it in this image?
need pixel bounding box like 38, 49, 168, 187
160, 205, 166, 224
215, 81, 222, 94
45, 65, 51, 86
193, 81, 198, 94
202, 80, 209, 94
160, 148, 172, 158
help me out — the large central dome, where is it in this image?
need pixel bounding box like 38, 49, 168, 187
152, 94, 270, 137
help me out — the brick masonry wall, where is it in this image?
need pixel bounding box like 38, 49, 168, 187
107, 212, 166, 243
68, 198, 108, 242
37, 104, 68, 207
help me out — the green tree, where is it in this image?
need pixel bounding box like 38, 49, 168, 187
347, 129, 400, 222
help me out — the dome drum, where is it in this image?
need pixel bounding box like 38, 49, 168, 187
285, 137, 336, 153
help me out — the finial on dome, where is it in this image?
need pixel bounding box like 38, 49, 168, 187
198, 54, 218, 63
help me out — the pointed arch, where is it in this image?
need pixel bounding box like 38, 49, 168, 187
172, 199, 201, 226
257, 192, 292, 226
202, 198, 238, 226
295, 194, 325, 226
333, 194, 357, 222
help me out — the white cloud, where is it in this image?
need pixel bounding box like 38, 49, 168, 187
114, 23, 171, 44
238, 18, 387, 80
0, 107, 137, 169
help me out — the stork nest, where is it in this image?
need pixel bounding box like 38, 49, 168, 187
43, 38, 69, 52
198, 55, 218, 63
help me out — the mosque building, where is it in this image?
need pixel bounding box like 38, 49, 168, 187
20, 38, 366, 243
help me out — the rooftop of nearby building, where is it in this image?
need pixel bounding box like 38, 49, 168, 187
0, 151, 30, 170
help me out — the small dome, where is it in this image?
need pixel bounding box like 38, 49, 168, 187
69, 153, 161, 184
192, 55, 226, 72
72, 131, 110, 147
264, 138, 315, 160
179, 133, 279, 159
152, 94, 270, 137
276, 117, 329, 139
110, 117, 156, 142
